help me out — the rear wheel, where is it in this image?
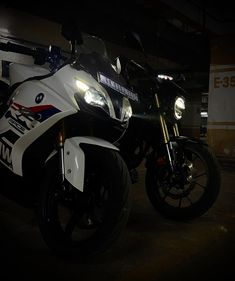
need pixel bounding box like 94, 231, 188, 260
37, 147, 131, 257
146, 142, 221, 220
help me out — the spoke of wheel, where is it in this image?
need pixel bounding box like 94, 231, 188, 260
195, 182, 206, 189
178, 196, 182, 208
186, 195, 193, 205
192, 155, 199, 162
65, 212, 77, 236
162, 186, 174, 200
193, 172, 207, 179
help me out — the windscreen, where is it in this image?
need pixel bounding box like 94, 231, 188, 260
74, 34, 124, 85
78, 33, 109, 59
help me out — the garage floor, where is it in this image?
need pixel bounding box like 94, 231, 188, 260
0, 163, 234, 281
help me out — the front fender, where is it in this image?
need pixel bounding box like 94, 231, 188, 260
64, 137, 119, 192
172, 136, 208, 146
145, 136, 207, 169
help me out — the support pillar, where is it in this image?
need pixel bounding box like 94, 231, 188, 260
207, 37, 235, 162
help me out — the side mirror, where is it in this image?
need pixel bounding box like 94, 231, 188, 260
111, 57, 122, 74
61, 21, 83, 45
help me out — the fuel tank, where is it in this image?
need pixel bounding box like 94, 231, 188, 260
9, 63, 49, 85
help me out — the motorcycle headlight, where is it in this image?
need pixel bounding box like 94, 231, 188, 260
75, 79, 115, 118
121, 97, 132, 122
174, 96, 185, 120
84, 87, 106, 107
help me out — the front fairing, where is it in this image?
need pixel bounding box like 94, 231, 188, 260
127, 76, 187, 123
72, 51, 129, 122
157, 78, 187, 107
157, 79, 187, 123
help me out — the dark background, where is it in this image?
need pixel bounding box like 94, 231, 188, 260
1, 0, 235, 92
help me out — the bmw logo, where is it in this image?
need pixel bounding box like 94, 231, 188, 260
35, 93, 44, 104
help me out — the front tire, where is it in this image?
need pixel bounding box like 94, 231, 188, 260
146, 142, 221, 220
37, 147, 131, 257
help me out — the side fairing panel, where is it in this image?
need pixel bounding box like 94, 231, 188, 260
0, 77, 77, 176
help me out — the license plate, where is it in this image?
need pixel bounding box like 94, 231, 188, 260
98, 73, 139, 102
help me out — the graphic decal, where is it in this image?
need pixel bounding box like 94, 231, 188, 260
25, 104, 61, 122
5, 102, 61, 133
0, 102, 61, 168
0, 138, 12, 168
0, 131, 17, 169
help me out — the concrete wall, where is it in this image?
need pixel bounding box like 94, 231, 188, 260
0, 6, 182, 69
0, 6, 69, 49
207, 37, 235, 161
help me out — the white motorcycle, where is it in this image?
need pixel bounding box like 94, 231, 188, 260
0, 25, 136, 257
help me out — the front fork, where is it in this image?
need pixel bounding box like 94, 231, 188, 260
155, 94, 179, 171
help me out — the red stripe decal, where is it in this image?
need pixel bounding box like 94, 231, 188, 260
28, 105, 54, 112
12, 102, 54, 112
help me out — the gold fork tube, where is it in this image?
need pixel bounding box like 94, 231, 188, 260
155, 94, 170, 143
173, 123, 180, 137
155, 93, 174, 170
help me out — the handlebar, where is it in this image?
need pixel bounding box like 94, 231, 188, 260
0, 41, 67, 71
0, 42, 35, 56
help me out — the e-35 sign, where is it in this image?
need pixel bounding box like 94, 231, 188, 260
214, 75, 235, 88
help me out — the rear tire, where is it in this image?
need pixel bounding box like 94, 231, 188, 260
37, 147, 131, 257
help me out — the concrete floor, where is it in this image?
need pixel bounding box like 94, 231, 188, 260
0, 163, 234, 281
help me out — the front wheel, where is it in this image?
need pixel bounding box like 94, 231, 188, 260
37, 147, 131, 257
146, 142, 221, 220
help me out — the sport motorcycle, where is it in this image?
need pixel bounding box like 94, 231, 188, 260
0, 25, 135, 257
